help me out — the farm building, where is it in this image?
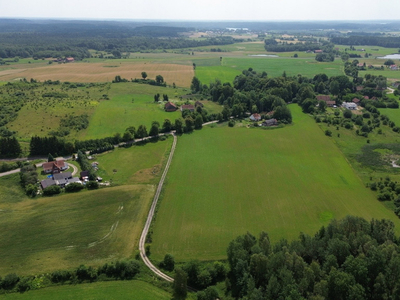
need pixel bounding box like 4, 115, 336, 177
342, 102, 357, 110
262, 119, 278, 126
65, 57, 74, 63
314, 50, 323, 53
249, 113, 261, 121
316, 95, 331, 102
181, 104, 195, 112
326, 101, 336, 107
42, 160, 68, 174
352, 98, 361, 105
164, 102, 177, 112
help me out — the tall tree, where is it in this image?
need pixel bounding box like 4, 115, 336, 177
173, 268, 188, 298
141, 72, 148, 80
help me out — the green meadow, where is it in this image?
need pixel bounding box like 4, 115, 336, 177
0, 281, 171, 300
196, 66, 242, 84
0, 185, 154, 275
151, 105, 400, 262
223, 57, 344, 77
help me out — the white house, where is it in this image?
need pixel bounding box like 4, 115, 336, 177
342, 102, 357, 110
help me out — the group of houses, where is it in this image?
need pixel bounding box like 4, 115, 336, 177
249, 113, 278, 126
40, 159, 81, 190
316, 94, 371, 110
164, 101, 204, 112
52, 57, 74, 63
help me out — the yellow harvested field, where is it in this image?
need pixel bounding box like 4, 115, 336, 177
0, 62, 194, 87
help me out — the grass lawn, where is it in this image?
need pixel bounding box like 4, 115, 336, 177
223, 57, 344, 78
151, 105, 400, 262
0, 280, 171, 300
0, 185, 154, 276
79, 83, 184, 140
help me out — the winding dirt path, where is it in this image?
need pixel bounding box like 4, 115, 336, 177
138, 134, 177, 283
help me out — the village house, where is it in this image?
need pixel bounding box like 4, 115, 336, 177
65, 57, 74, 63
316, 95, 331, 102
352, 98, 361, 105
40, 172, 81, 189
314, 50, 323, 53
180, 104, 195, 112
42, 160, 68, 174
164, 102, 178, 112
262, 119, 278, 126
390, 65, 399, 71
342, 102, 357, 110
249, 113, 261, 121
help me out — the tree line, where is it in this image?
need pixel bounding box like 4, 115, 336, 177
219, 216, 400, 299
331, 36, 400, 48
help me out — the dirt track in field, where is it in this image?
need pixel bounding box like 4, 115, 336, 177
0, 62, 194, 87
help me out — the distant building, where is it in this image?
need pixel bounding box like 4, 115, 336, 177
343, 102, 357, 110
314, 50, 323, 53
180, 104, 195, 112
262, 119, 278, 126
249, 113, 261, 121
352, 98, 361, 105
42, 160, 68, 174
195, 101, 204, 108
316, 95, 331, 102
164, 102, 178, 112
65, 57, 74, 63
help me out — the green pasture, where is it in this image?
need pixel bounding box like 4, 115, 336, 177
380, 106, 400, 125
335, 45, 399, 57
0, 173, 29, 205
151, 105, 400, 261
95, 137, 172, 185
222, 57, 344, 78
196, 66, 242, 84
359, 69, 400, 81
0, 281, 171, 300
80, 83, 184, 140
0, 185, 154, 275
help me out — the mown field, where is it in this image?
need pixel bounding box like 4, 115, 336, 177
0, 61, 194, 87
0, 280, 171, 300
151, 105, 400, 261
0, 185, 154, 275
195, 66, 242, 84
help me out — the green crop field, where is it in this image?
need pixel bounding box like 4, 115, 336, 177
196, 66, 242, 84
0, 185, 154, 275
222, 57, 344, 78
380, 107, 400, 125
0, 280, 171, 300
151, 105, 400, 261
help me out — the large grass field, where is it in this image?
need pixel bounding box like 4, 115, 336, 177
0, 280, 171, 300
0, 135, 172, 276
196, 66, 242, 84
151, 105, 400, 261
223, 57, 344, 78
0, 185, 154, 275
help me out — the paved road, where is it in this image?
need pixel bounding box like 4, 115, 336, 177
138, 134, 177, 283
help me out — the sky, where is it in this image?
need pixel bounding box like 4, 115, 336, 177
1, 0, 400, 21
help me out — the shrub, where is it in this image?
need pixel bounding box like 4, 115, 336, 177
228, 120, 235, 127
325, 130, 332, 136
86, 181, 99, 190
43, 185, 61, 196
65, 182, 84, 193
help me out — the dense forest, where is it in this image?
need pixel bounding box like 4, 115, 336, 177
222, 216, 400, 300
331, 36, 400, 49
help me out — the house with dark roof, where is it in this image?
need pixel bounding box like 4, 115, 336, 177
262, 119, 278, 126
41, 178, 56, 189
180, 104, 195, 112
42, 160, 68, 174
164, 102, 178, 112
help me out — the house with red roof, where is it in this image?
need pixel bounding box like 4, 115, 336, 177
180, 104, 195, 112
42, 160, 68, 174
249, 113, 261, 121
164, 102, 178, 112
